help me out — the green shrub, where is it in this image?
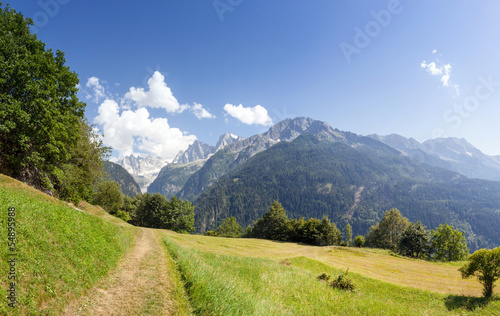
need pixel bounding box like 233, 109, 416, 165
329, 269, 356, 292
317, 273, 330, 282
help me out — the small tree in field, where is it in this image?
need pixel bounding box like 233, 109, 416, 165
430, 223, 469, 261
459, 247, 500, 297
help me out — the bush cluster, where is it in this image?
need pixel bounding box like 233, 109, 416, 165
317, 269, 356, 292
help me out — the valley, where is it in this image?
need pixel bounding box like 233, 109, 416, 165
1, 174, 499, 315
114, 118, 500, 252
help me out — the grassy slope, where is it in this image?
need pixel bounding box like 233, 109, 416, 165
0, 175, 135, 315
161, 230, 500, 315
2, 172, 498, 315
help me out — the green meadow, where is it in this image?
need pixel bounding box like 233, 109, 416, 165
0, 174, 499, 315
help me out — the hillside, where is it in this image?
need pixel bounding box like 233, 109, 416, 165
178, 118, 347, 201
161, 230, 500, 315
369, 134, 500, 181
2, 174, 499, 315
147, 159, 206, 198
0, 175, 134, 314
104, 161, 141, 197
193, 133, 500, 251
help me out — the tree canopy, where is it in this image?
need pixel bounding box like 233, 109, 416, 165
365, 208, 409, 251
248, 200, 289, 241
207, 216, 244, 238
0, 3, 108, 201
397, 221, 431, 258
459, 247, 500, 297
431, 224, 469, 261
132, 193, 195, 233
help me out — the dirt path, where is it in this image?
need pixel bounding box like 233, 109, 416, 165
65, 228, 178, 315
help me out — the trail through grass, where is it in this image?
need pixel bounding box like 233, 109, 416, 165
0, 175, 134, 315
65, 228, 191, 315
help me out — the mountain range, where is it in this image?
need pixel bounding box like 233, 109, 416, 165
116, 155, 168, 192
113, 117, 500, 251
368, 134, 500, 182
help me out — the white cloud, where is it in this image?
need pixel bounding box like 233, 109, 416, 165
125, 71, 187, 113
420, 56, 459, 96
421, 61, 442, 76
86, 77, 106, 103
432, 49, 437, 54
191, 102, 215, 119
441, 64, 452, 86
223, 104, 273, 126
94, 99, 196, 161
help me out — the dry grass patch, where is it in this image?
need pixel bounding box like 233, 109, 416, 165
162, 230, 482, 296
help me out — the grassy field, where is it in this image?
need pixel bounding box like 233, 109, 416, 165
161, 230, 500, 315
0, 175, 135, 315
1, 173, 499, 315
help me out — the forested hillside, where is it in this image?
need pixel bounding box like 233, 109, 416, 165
104, 161, 141, 197
194, 133, 500, 251
147, 160, 205, 198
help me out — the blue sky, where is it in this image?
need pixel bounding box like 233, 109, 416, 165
8, 0, 500, 159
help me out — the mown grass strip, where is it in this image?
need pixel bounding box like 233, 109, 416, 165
164, 236, 500, 316
0, 176, 134, 315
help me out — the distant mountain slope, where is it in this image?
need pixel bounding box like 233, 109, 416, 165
104, 161, 141, 197
178, 117, 353, 201
116, 155, 167, 192
172, 133, 243, 164
147, 160, 206, 198
148, 133, 243, 197
172, 141, 215, 164
369, 134, 500, 181
193, 133, 500, 251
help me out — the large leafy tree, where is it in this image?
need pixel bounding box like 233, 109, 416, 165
163, 196, 195, 233
398, 221, 431, 258
248, 201, 289, 241
365, 208, 410, 251
0, 3, 104, 200
430, 223, 469, 261
459, 247, 500, 297
132, 194, 195, 233
93, 181, 124, 215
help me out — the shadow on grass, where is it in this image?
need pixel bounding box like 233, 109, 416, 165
444, 295, 498, 311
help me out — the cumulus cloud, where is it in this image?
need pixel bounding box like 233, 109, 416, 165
420, 61, 442, 76
191, 102, 215, 119
85, 77, 106, 103
125, 71, 187, 113
420, 52, 459, 95
223, 104, 273, 126
94, 99, 196, 160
